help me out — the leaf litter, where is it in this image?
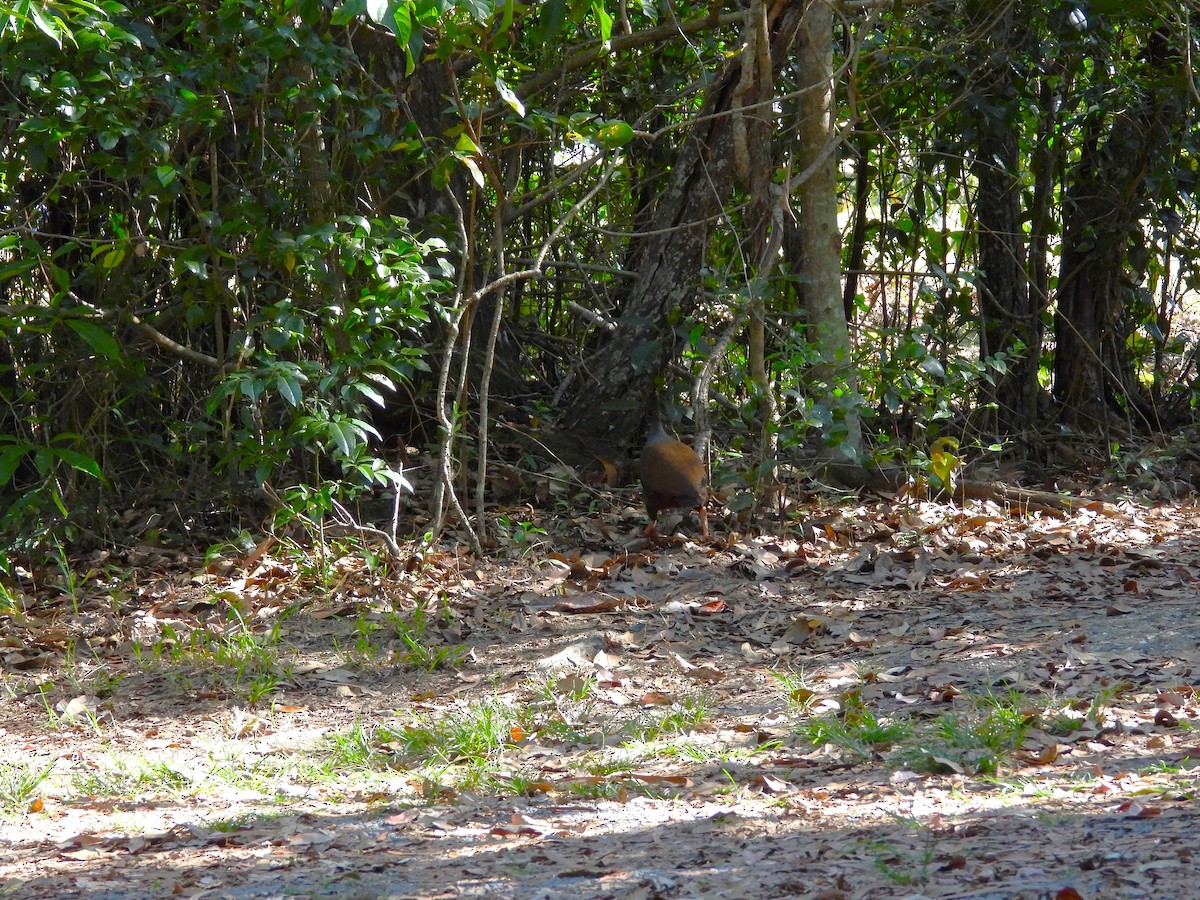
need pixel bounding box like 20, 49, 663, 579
0, 494, 1198, 897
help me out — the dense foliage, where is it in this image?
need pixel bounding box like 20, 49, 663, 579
1, 0, 1198, 551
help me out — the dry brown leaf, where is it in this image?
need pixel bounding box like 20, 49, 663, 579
1154, 710, 1179, 727
751, 772, 792, 793
628, 773, 691, 787
686, 665, 724, 683
56, 833, 106, 851
554, 674, 588, 696
694, 598, 728, 615
551, 595, 638, 614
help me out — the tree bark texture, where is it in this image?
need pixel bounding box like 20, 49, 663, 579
563, 0, 810, 447
1053, 29, 1181, 430
842, 142, 870, 323
969, 8, 1039, 438
794, 0, 861, 456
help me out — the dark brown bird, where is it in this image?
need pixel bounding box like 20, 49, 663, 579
640, 397, 709, 538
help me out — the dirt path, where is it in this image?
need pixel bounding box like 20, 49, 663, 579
1, 496, 1198, 898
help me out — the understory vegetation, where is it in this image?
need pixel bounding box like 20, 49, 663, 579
1, 0, 1199, 560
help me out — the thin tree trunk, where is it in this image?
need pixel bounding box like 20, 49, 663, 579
842, 140, 870, 324
795, 0, 861, 458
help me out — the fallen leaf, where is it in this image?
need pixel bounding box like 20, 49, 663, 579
751, 772, 792, 793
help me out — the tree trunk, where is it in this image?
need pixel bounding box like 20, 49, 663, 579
794, 0, 861, 458
1054, 29, 1181, 431
842, 140, 870, 324
562, 0, 809, 446
969, 7, 1039, 439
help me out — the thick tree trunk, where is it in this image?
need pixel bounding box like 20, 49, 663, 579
970, 8, 1039, 438
1054, 29, 1181, 431
1053, 181, 1126, 429
562, 0, 809, 446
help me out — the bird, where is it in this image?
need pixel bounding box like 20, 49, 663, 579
639, 394, 709, 538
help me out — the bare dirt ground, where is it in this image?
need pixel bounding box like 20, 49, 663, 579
1, 490, 1198, 899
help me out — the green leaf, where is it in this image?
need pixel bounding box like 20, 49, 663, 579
461, 155, 485, 187
591, 0, 612, 46
255, 457, 273, 486
287, 0, 324, 23
727, 491, 755, 513
29, 4, 65, 47
50, 448, 103, 480
33, 447, 53, 477
497, 0, 514, 32
97, 245, 125, 270
331, 0, 367, 26
0, 446, 29, 487
495, 76, 525, 118
155, 165, 177, 186
383, 466, 413, 492
535, 0, 566, 41
919, 356, 946, 378
243, 376, 264, 404
431, 156, 454, 190
351, 381, 387, 407
180, 256, 207, 277
454, 132, 481, 155
366, 0, 391, 23
334, 418, 372, 455
0, 258, 38, 281
328, 420, 352, 456
595, 119, 633, 147
51, 484, 69, 517
404, 17, 423, 75
65, 318, 122, 359
276, 375, 304, 407
391, 0, 412, 43
458, 0, 493, 22
348, 416, 381, 441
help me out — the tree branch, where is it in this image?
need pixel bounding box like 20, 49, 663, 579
515, 11, 744, 102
